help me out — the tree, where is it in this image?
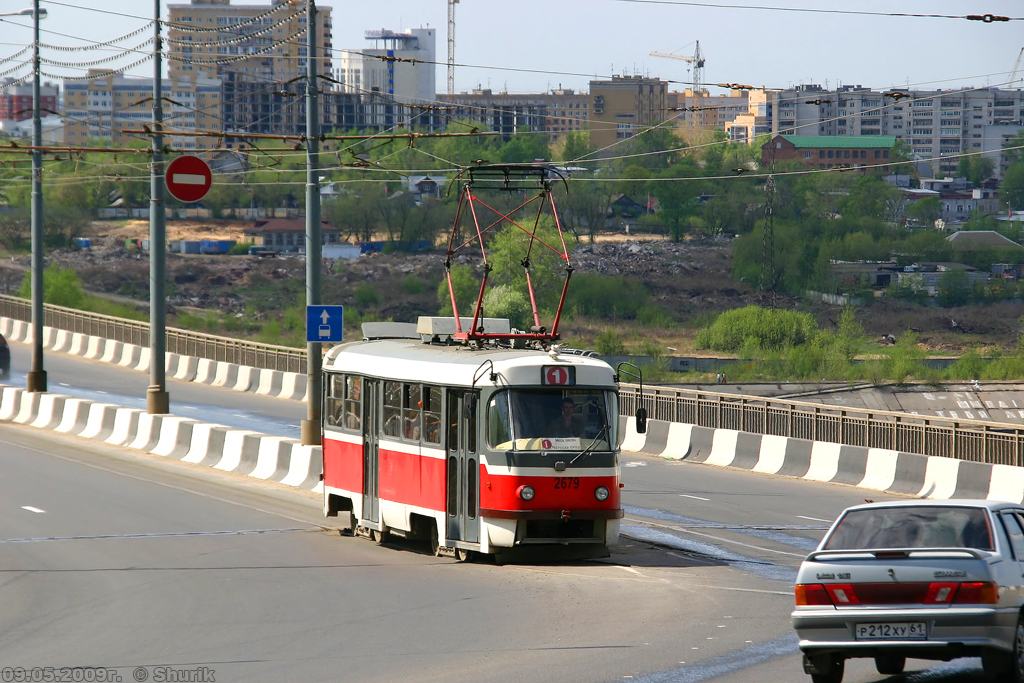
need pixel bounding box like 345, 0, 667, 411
936, 269, 971, 307
494, 127, 550, 164
324, 190, 379, 243
436, 264, 479, 316
1003, 130, 1024, 165
559, 181, 613, 242
0, 210, 29, 252
905, 196, 942, 226
955, 155, 996, 185
1003, 162, 1024, 211
557, 131, 592, 163
652, 169, 700, 241
841, 175, 902, 222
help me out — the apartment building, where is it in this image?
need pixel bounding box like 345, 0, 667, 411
725, 84, 1024, 177
63, 69, 221, 151
669, 88, 748, 131
0, 77, 59, 122
438, 88, 589, 140
588, 76, 669, 150
166, 0, 333, 138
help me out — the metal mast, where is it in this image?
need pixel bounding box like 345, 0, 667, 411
447, 0, 458, 96
691, 40, 704, 129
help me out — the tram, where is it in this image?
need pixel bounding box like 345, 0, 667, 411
321, 316, 632, 560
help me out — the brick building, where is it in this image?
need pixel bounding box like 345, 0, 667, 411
761, 135, 896, 171
0, 77, 59, 122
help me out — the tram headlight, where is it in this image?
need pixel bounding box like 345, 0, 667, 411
518, 485, 535, 501
594, 486, 610, 502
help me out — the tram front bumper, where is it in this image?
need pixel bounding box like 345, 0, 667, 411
481, 509, 623, 548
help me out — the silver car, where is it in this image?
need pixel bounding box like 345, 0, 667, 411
792, 499, 1024, 683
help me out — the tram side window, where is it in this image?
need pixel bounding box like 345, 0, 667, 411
383, 381, 402, 437
326, 374, 345, 427
487, 393, 511, 449
423, 386, 442, 445
344, 376, 361, 430
403, 383, 422, 441
466, 392, 477, 453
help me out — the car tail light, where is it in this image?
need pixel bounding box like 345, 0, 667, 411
825, 583, 861, 605
795, 584, 833, 606
953, 582, 999, 604
923, 582, 959, 604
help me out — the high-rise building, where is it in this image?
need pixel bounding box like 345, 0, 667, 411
63, 69, 221, 151
166, 0, 333, 138
724, 84, 1024, 177
338, 28, 436, 127
588, 76, 669, 151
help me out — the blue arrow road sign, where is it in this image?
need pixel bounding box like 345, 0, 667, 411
306, 305, 344, 343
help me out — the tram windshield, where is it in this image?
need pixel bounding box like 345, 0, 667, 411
487, 389, 618, 452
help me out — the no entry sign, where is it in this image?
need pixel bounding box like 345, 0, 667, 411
165, 155, 213, 203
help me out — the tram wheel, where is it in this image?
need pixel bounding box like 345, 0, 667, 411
455, 547, 472, 562
428, 523, 441, 557
373, 525, 389, 545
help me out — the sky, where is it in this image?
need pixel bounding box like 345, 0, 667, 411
0, 0, 1021, 96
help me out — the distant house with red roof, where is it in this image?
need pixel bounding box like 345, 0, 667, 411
243, 218, 343, 252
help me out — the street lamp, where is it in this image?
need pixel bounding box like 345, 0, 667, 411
1, 4, 49, 391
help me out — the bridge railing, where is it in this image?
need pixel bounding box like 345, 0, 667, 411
0, 294, 307, 373
619, 383, 1024, 467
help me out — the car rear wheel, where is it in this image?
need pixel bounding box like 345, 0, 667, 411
983, 613, 1024, 682
806, 655, 844, 683
874, 655, 905, 675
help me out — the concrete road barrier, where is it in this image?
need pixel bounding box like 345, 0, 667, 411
621, 418, 1024, 504
0, 387, 323, 494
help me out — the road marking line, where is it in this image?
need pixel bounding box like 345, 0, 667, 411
796, 515, 831, 523
679, 494, 710, 501
21, 506, 45, 514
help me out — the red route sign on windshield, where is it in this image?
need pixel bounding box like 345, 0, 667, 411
165, 155, 212, 203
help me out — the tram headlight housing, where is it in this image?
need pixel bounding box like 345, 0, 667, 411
594, 486, 610, 501
518, 485, 535, 501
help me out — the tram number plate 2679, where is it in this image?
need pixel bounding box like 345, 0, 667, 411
553, 477, 580, 489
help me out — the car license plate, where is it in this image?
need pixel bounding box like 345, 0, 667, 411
855, 622, 927, 640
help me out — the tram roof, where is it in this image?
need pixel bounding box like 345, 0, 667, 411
323, 339, 617, 388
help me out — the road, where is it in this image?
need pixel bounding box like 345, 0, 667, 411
0, 342, 1002, 682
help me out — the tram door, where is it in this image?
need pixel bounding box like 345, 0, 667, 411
446, 390, 479, 544
362, 379, 381, 524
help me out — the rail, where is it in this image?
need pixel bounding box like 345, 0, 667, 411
0, 294, 307, 373
619, 383, 1024, 467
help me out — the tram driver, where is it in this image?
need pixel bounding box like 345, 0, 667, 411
547, 396, 585, 438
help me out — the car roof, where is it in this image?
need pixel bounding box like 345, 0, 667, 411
841, 499, 1022, 514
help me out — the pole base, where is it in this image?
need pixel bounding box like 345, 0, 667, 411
147, 387, 170, 415
300, 419, 321, 446
26, 370, 47, 393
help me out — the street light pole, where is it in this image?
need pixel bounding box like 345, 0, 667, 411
300, 0, 322, 446
147, 0, 169, 414
26, 0, 46, 393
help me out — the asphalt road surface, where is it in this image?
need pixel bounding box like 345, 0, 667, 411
0, 342, 1005, 682
5, 338, 304, 437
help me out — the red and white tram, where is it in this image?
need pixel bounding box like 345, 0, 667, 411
321, 317, 625, 560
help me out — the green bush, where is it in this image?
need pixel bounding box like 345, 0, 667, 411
594, 329, 626, 356
19, 264, 86, 309
636, 305, 672, 328
695, 306, 819, 352
354, 282, 381, 309
401, 274, 427, 295
228, 243, 251, 255
567, 273, 649, 319
482, 284, 531, 329
436, 264, 478, 316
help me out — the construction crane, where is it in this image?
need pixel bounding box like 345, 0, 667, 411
1010, 47, 1024, 86
651, 41, 705, 128
447, 0, 459, 96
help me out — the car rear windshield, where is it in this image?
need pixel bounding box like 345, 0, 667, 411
824, 506, 994, 551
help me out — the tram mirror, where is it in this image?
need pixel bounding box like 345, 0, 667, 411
636, 407, 648, 434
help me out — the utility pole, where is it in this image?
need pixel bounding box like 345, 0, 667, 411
147, 0, 169, 414
447, 0, 458, 96
26, 0, 46, 393
300, 0, 322, 446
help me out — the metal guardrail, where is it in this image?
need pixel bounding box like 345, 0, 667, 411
619, 383, 1024, 467
0, 294, 307, 374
